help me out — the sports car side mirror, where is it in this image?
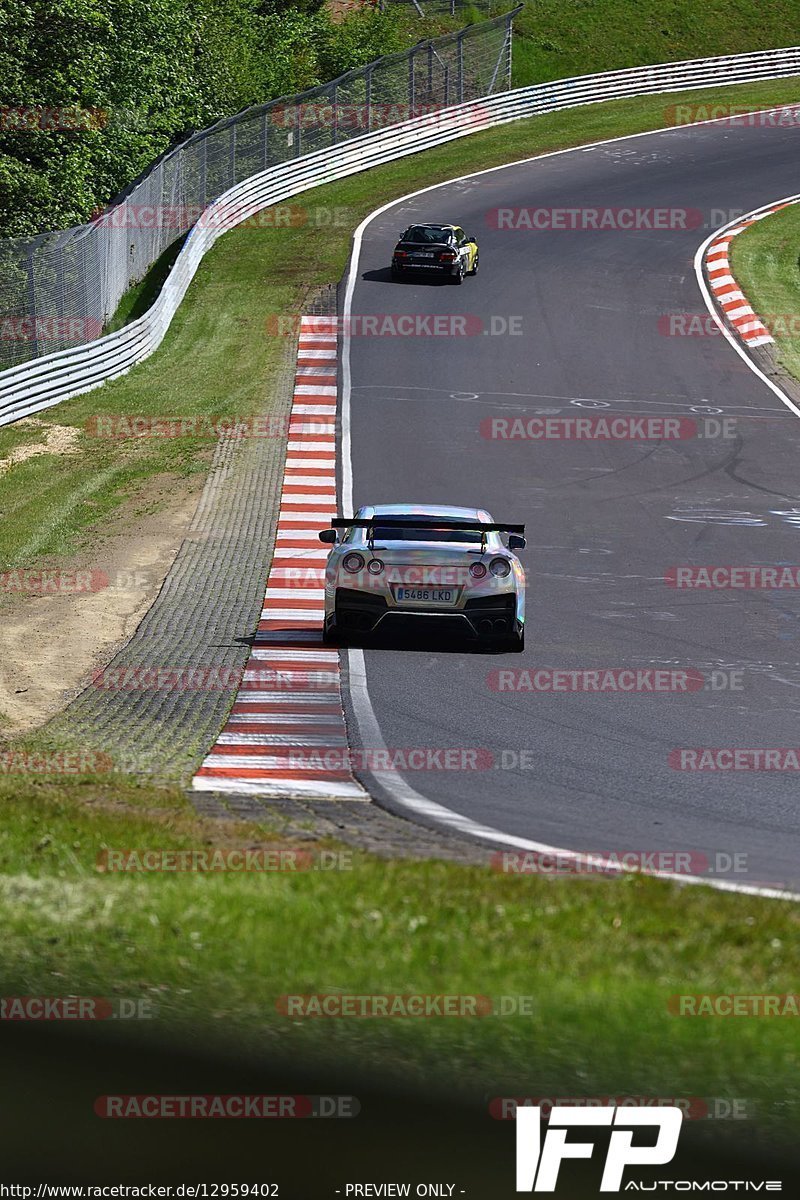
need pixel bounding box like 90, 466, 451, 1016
508, 533, 526, 550
318, 528, 337, 544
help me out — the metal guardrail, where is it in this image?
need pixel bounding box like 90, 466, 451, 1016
2, 40, 800, 427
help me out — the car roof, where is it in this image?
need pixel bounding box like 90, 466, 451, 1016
403, 222, 456, 230
356, 503, 493, 522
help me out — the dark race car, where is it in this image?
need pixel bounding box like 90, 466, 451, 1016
390, 222, 479, 284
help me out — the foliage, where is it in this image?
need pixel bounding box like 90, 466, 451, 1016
0, 0, 411, 237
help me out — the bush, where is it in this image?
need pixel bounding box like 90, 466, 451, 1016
0, 0, 405, 238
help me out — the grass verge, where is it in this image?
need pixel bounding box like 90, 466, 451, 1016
0, 778, 798, 1146
509, 0, 800, 89
731, 198, 800, 380
102, 237, 188, 335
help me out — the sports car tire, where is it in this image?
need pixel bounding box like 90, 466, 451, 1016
507, 629, 525, 653
469, 253, 479, 275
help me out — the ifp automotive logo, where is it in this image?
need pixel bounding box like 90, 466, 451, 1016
515, 1106, 783, 1191
516, 1105, 682, 1191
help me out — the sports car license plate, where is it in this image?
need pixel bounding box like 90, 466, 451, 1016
413, 252, 435, 258
393, 587, 459, 606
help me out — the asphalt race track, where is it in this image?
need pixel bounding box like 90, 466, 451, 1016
343, 113, 800, 891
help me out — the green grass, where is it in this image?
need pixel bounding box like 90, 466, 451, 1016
103, 237, 187, 335
0, 779, 797, 1141
731, 199, 800, 380
356, 0, 800, 90
509, 0, 800, 88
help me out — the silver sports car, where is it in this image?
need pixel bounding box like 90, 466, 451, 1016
318, 504, 525, 650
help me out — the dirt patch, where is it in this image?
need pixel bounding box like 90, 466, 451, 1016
0, 418, 81, 476
326, 0, 367, 21
0, 474, 204, 735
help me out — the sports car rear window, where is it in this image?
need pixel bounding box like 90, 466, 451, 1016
402, 226, 451, 244
371, 526, 483, 543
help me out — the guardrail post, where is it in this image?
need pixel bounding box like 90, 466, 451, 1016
294, 101, 302, 157
261, 110, 268, 170
332, 83, 338, 145
458, 31, 465, 102
80, 234, 92, 340
366, 66, 372, 133
229, 122, 236, 187
200, 135, 207, 207
25, 245, 38, 359
487, 23, 509, 95
506, 12, 514, 85
409, 47, 415, 111
427, 43, 433, 105
55, 246, 66, 338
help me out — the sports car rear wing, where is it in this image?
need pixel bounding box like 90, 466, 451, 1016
329, 518, 525, 534
323, 516, 525, 553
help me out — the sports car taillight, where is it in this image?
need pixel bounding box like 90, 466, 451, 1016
469, 562, 487, 579
489, 557, 511, 578
439, 251, 457, 261
367, 558, 384, 574
394, 249, 408, 257
343, 552, 365, 573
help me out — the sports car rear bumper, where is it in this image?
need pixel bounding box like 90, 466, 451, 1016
392, 259, 460, 275
330, 588, 518, 639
